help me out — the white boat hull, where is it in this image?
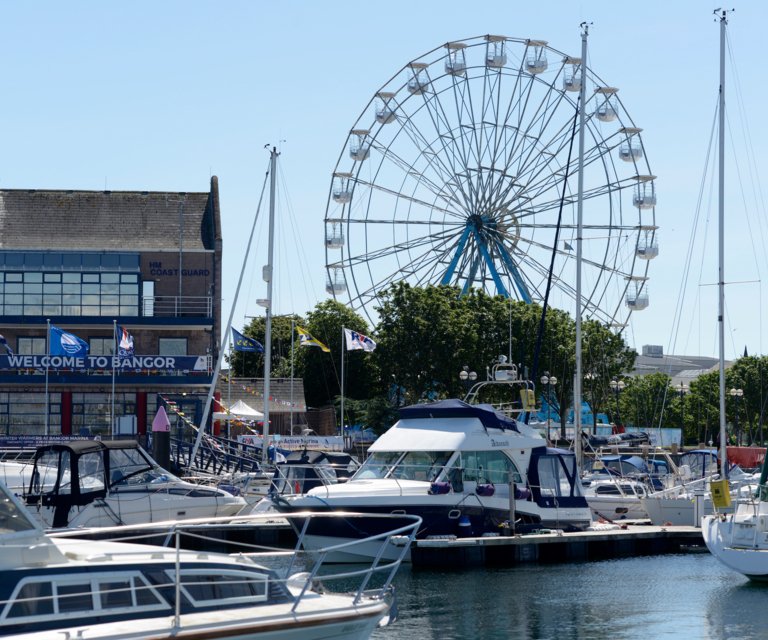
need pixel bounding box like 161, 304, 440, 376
702, 512, 768, 581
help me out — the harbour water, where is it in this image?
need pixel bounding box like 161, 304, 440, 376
372, 552, 768, 640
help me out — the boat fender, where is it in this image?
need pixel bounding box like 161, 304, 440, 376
515, 487, 531, 500
429, 481, 451, 495
458, 515, 473, 537
476, 483, 495, 497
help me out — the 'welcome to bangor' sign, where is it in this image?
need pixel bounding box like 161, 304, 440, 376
0, 355, 210, 372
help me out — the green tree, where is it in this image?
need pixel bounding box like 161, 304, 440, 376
299, 300, 377, 410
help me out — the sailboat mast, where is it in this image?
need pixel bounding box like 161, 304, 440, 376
574, 23, 589, 464
262, 146, 278, 464
717, 9, 728, 478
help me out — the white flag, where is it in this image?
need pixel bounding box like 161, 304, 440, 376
344, 327, 377, 352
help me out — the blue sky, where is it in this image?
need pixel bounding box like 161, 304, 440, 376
1, 1, 765, 361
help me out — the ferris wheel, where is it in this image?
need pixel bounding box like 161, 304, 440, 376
323, 35, 657, 329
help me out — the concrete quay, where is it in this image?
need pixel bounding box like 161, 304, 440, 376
411, 524, 704, 568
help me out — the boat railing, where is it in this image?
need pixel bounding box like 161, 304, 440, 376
44, 510, 420, 618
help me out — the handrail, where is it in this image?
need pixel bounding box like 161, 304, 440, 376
40, 511, 421, 616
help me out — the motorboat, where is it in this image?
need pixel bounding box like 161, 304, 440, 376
15, 439, 247, 529
0, 479, 417, 638
274, 398, 592, 560
246, 449, 360, 515
268, 449, 360, 496
640, 449, 757, 526
581, 451, 676, 521
583, 476, 651, 521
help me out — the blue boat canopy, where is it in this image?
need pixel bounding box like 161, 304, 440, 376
398, 399, 518, 432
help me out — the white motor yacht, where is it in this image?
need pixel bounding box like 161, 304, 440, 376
13, 439, 246, 529
274, 399, 592, 560
0, 479, 417, 639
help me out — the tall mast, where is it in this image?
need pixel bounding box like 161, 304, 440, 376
262, 146, 279, 464
717, 9, 728, 478
574, 23, 589, 466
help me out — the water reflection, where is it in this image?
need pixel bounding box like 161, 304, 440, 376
373, 554, 768, 640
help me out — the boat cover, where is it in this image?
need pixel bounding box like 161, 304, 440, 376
398, 399, 518, 432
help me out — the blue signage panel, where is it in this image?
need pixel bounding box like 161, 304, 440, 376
0, 355, 209, 371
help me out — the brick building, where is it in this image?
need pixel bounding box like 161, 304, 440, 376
0, 180, 224, 437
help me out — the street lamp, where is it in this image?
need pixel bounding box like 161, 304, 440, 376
676, 381, 689, 443
584, 371, 598, 434
729, 387, 744, 445
459, 366, 477, 398
609, 378, 625, 427
540, 372, 557, 442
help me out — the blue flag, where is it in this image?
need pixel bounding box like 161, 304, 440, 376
0, 334, 12, 355
232, 328, 264, 353
117, 325, 135, 357
50, 325, 89, 358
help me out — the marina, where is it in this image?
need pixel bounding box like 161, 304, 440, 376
3, 3, 768, 639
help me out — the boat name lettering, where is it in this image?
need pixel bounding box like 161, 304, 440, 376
490, 439, 509, 447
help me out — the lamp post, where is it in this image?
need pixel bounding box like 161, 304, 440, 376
677, 381, 689, 445
584, 371, 597, 433
540, 372, 557, 442
459, 366, 477, 398
609, 378, 625, 427
729, 387, 744, 445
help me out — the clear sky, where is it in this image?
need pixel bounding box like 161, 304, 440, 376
1, 1, 765, 361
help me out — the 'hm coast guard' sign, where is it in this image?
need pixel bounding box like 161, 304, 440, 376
0, 355, 209, 371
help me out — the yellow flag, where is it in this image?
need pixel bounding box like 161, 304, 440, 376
296, 326, 330, 353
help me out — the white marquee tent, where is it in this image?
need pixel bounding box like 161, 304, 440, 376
213, 399, 264, 421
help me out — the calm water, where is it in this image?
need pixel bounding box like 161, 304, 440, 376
371, 552, 768, 640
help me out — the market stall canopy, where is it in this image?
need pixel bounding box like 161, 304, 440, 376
213, 399, 264, 421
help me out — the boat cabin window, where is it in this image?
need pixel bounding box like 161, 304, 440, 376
355, 451, 453, 481
2, 573, 167, 621
33, 449, 70, 494
389, 451, 452, 482
77, 451, 106, 494
536, 454, 581, 497
109, 447, 173, 486
0, 493, 38, 533
355, 451, 404, 479
172, 570, 269, 606
461, 451, 522, 485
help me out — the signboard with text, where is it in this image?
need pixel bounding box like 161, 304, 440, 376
0, 355, 210, 372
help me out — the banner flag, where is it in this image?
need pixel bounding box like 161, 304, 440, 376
0, 334, 13, 355
232, 328, 264, 353
49, 325, 89, 358
117, 325, 135, 357
296, 326, 330, 353
343, 327, 377, 352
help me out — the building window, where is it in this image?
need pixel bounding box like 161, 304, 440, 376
72, 392, 136, 437
0, 252, 141, 317
17, 337, 46, 355
90, 338, 114, 356
159, 338, 187, 356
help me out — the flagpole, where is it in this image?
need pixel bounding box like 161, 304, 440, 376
45, 319, 50, 437
111, 320, 117, 438
340, 326, 344, 437
227, 332, 232, 440
290, 318, 295, 436
261, 146, 279, 466
189, 158, 271, 465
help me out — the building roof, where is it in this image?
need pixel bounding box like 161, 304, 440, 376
631, 351, 726, 384
0, 187, 214, 251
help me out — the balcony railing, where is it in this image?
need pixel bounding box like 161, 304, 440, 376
142, 296, 212, 318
